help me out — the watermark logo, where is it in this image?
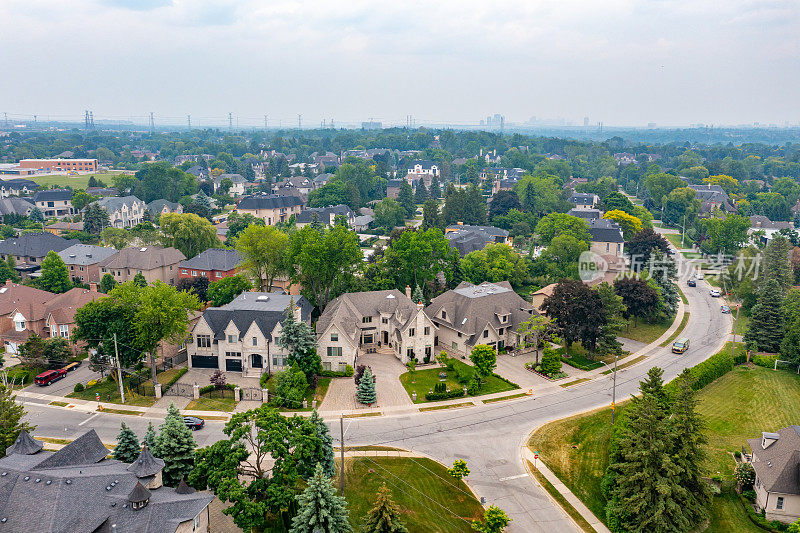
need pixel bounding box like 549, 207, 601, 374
578, 251, 608, 282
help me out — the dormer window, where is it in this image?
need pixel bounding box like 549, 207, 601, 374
441, 310, 447, 319
362, 316, 372, 324
501, 315, 508, 323
14, 320, 25, 332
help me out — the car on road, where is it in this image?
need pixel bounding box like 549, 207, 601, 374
35, 369, 67, 386
687, 279, 697, 287
721, 305, 731, 314
667, 247, 676, 255
710, 288, 721, 297
184, 416, 205, 431
63, 361, 81, 372
672, 337, 690, 354
696, 271, 705, 280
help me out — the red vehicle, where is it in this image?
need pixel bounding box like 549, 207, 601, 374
34, 369, 67, 386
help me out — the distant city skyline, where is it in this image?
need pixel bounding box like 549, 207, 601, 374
1, 1, 798, 127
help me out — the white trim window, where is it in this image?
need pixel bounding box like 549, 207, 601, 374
59, 325, 69, 339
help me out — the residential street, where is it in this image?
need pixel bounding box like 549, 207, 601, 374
18, 239, 731, 532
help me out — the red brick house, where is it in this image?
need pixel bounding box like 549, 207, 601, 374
178, 248, 241, 281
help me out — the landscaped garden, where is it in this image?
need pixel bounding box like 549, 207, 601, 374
527, 344, 798, 532
67, 373, 157, 407
337, 456, 485, 532
399, 356, 517, 404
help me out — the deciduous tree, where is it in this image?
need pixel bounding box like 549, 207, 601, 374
159, 212, 221, 259
38, 250, 71, 293
207, 274, 251, 306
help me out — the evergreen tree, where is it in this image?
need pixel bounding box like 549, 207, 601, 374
429, 176, 441, 199
133, 272, 147, 287
0, 384, 34, 456
649, 250, 679, 317
764, 235, 793, 292
356, 367, 377, 405
29, 206, 43, 223
195, 189, 211, 209
113, 422, 141, 463
397, 181, 415, 218
745, 278, 785, 353
362, 484, 409, 533
277, 301, 321, 381
414, 180, 428, 204
539, 344, 562, 376
83, 203, 110, 235
289, 463, 352, 533
307, 409, 336, 478
411, 285, 424, 304
595, 282, 626, 356
156, 402, 196, 486
144, 421, 158, 452
38, 251, 71, 293
670, 369, 711, 527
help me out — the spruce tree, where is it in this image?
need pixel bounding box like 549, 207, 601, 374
670, 369, 711, 527
289, 463, 352, 533
277, 301, 320, 381
356, 367, 377, 405
764, 235, 793, 293
113, 422, 141, 463
0, 384, 34, 456
156, 402, 196, 486
595, 282, 626, 357
414, 181, 428, 204
309, 409, 336, 478
133, 272, 147, 287
745, 278, 785, 353
411, 285, 424, 304
362, 484, 409, 533
429, 176, 441, 199
144, 421, 158, 453
397, 182, 415, 218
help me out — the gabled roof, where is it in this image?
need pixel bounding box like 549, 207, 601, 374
35, 429, 109, 469
445, 225, 509, 256
748, 426, 800, 495
146, 199, 180, 213
6, 431, 43, 456
32, 189, 72, 202
296, 204, 353, 224
96, 195, 144, 213
425, 281, 536, 342
236, 194, 304, 210
0, 232, 71, 258
409, 160, 437, 169
179, 248, 241, 272
317, 289, 423, 343
98, 246, 186, 271
568, 208, 601, 220
200, 292, 312, 341
215, 173, 247, 184
58, 243, 117, 266
0, 197, 34, 217
569, 192, 598, 204
587, 219, 624, 243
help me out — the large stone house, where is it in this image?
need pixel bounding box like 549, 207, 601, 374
747, 426, 800, 523
425, 281, 537, 356
31, 189, 75, 218
178, 248, 241, 281
188, 292, 313, 377
98, 246, 185, 285
445, 224, 511, 256
0, 429, 213, 532
234, 194, 304, 225
587, 218, 625, 258
569, 192, 599, 210
96, 195, 146, 228
295, 204, 355, 228
316, 288, 436, 369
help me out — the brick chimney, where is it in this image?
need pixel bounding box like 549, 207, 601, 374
405, 285, 411, 299
89, 282, 98, 292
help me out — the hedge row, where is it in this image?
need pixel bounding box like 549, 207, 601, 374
198, 383, 237, 395
160, 368, 188, 393
424, 389, 466, 401
666, 348, 733, 394
738, 494, 787, 532
320, 365, 354, 378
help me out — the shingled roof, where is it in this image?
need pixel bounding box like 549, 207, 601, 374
6, 431, 42, 456
98, 246, 185, 271
748, 426, 800, 495
0, 232, 71, 259
236, 194, 304, 210
179, 248, 241, 272
127, 445, 164, 479
200, 292, 312, 342
35, 429, 109, 469
316, 289, 422, 344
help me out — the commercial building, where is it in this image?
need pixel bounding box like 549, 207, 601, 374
18, 158, 98, 173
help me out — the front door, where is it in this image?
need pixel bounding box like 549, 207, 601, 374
251, 353, 263, 368
383, 331, 388, 344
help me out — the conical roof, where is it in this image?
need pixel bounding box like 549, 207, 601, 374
6, 430, 43, 456
128, 481, 151, 504
126, 445, 165, 478
175, 477, 196, 495
35, 429, 108, 468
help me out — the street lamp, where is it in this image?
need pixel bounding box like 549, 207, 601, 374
600, 353, 619, 424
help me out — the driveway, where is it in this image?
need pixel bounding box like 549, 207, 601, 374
154, 367, 262, 409
320, 351, 413, 412
22, 362, 99, 398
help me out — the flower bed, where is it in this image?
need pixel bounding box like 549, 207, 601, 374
525, 362, 568, 381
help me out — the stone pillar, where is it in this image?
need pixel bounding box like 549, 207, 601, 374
154, 383, 162, 399
302, 399, 308, 409
262, 389, 269, 404
312, 400, 317, 410
193, 382, 200, 400
234, 387, 241, 402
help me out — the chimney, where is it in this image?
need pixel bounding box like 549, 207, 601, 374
417, 302, 424, 310
89, 282, 98, 293
405, 285, 411, 299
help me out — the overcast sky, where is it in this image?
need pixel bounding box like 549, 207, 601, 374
1, 0, 798, 127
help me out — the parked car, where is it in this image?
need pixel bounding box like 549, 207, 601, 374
35, 369, 67, 386
672, 337, 690, 354
696, 271, 705, 280
721, 305, 731, 314
63, 361, 81, 372
710, 288, 721, 297
667, 247, 676, 255
687, 279, 697, 287
184, 416, 205, 431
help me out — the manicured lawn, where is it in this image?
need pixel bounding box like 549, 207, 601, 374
620, 316, 673, 344
67, 376, 156, 407
30, 173, 124, 189
263, 376, 331, 411
732, 312, 749, 336
185, 389, 237, 411
665, 233, 693, 249
399, 359, 518, 403
527, 346, 800, 530
705, 491, 762, 533
337, 457, 484, 532
561, 348, 604, 371
659, 312, 690, 347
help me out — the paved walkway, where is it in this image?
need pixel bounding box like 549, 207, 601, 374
320, 352, 413, 412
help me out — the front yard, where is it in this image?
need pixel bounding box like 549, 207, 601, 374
619, 316, 673, 344
262, 375, 331, 411
67, 375, 157, 407
399, 359, 518, 403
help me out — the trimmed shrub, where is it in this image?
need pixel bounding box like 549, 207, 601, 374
73, 382, 85, 393
424, 388, 465, 401
666, 348, 733, 394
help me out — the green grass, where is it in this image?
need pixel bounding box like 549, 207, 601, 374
659, 312, 690, 347
185, 389, 237, 411
620, 316, 673, 344
529, 462, 595, 533
528, 349, 800, 530
561, 347, 604, 371
665, 233, 692, 249
48, 401, 68, 407
399, 360, 518, 403
705, 491, 762, 533
67, 376, 156, 407
682, 252, 703, 259
337, 457, 484, 532
419, 402, 474, 412
560, 378, 591, 387
99, 407, 143, 416
483, 392, 530, 403
30, 173, 125, 190
600, 355, 646, 374
732, 313, 749, 336
343, 412, 382, 418
678, 286, 688, 304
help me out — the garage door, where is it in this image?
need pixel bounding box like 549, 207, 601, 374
191, 355, 218, 369
225, 358, 243, 372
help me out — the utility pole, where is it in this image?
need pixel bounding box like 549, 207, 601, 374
339, 415, 345, 495
113, 334, 126, 404
732, 304, 740, 361
611, 352, 618, 424
682, 214, 686, 248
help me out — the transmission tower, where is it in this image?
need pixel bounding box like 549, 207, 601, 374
89, 112, 94, 129
228, 112, 233, 130
264, 115, 268, 129
298, 114, 302, 130
85, 110, 90, 130
187, 114, 191, 128
149, 112, 154, 136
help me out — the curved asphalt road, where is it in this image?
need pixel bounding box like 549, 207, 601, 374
19, 247, 731, 532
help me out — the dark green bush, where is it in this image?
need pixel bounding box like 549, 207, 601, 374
73, 382, 85, 393
424, 388, 465, 401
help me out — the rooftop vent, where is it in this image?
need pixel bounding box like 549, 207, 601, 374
386, 294, 395, 299
139, 247, 147, 252
0, 288, 6, 294
69, 254, 76, 258
257, 295, 269, 301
